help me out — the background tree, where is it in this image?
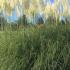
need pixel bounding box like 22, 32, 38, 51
17, 14, 28, 28
0, 12, 7, 30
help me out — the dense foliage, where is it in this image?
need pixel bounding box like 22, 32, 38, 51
0, 24, 70, 70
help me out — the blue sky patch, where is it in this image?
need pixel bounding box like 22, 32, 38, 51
50, 0, 54, 4
7, 9, 18, 22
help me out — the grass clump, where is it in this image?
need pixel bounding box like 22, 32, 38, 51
0, 24, 70, 70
